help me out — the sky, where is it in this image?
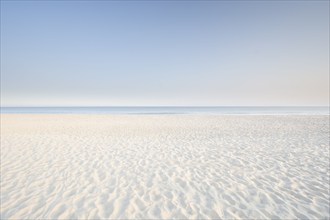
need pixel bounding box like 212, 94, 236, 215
1, 1, 329, 107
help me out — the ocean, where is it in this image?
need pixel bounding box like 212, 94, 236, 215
0, 106, 329, 115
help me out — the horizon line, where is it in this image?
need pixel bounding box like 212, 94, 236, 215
1, 105, 329, 108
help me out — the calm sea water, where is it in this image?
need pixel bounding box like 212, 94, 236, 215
0, 107, 329, 115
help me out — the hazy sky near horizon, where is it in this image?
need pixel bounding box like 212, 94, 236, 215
1, 1, 329, 106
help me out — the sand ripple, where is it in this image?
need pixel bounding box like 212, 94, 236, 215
1, 115, 329, 219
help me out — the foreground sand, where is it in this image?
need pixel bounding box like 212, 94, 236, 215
1, 114, 329, 219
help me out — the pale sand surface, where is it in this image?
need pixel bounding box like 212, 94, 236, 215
1, 114, 329, 219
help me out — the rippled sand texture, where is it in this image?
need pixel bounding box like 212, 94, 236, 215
1, 114, 329, 219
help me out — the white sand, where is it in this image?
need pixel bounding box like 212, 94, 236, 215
1, 114, 329, 219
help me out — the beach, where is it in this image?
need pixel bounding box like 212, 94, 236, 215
1, 114, 329, 219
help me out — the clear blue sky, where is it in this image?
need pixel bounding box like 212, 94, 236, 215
1, 1, 329, 106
